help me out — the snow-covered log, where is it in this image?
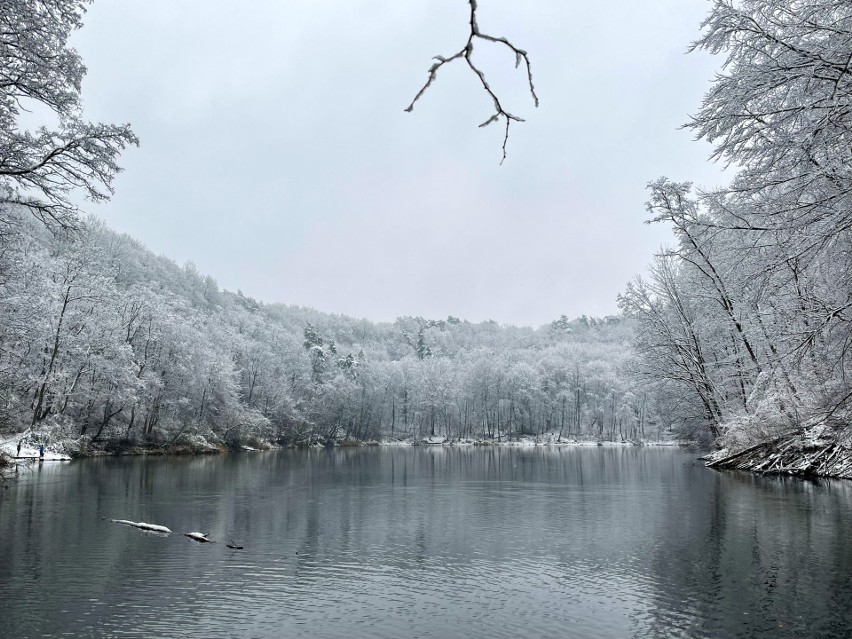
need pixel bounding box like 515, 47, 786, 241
184, 531, 213, 543
107, 518, 172, 534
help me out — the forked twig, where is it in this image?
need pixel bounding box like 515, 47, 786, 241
405, 0, 539, 163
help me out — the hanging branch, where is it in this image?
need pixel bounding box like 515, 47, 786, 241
405, 0, 539, 164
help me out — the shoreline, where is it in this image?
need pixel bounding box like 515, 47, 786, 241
8, 433, 852, 481
1, 435, 684, 463
703, 428, 852, 480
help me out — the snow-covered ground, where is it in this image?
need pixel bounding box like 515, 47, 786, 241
0, 435, 72, 461
1, 430, 684, 461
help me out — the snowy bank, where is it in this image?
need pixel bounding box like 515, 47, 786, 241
0, 436, 72, 461
705, 428, 852, 479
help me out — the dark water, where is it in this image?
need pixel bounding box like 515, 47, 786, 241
1, 447, 851, 638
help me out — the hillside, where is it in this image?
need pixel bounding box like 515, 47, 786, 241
0, 212, 657, 455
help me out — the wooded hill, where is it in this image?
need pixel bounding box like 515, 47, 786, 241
6, 0, 849, 471
0, 213, 657, 453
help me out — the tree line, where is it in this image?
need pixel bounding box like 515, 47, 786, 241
620, 0, 852, 450
0, 0, 663, 454
7, 0, 844, 456
0, 214, 662, 452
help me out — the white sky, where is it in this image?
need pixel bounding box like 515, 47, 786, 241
70, 0, 728, 327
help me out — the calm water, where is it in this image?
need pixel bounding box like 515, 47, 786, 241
1, 447, 851, 638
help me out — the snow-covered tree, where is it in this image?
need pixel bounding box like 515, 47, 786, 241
628, 0, 852, 446
0, 0, 137, 230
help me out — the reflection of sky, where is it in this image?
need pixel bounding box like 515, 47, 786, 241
64, 1, 728, 326
2, 449, 851, 638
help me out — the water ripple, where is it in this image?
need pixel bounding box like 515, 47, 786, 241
2, 448, 851, 638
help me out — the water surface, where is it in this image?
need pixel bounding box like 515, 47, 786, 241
1, 446, 850, 638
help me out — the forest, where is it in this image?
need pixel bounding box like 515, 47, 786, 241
0, 211, 651, 453
1, 0, 851, 469
620, 0, 852, 472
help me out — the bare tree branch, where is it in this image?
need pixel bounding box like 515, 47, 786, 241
405, 0, 538, 164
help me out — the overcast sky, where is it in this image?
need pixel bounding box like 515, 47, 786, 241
70, 0, 728, 327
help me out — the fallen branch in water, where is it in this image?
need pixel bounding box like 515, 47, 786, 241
706, 429, 852, 479
706, 434, 794, 468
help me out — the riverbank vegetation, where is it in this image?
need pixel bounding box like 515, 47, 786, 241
620, 0, 852, 476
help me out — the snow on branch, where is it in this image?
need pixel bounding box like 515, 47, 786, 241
405, 0, 539, 163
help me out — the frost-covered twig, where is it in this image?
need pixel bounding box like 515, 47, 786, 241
405, 0, 538, 163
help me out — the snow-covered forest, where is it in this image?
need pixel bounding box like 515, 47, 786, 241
0, 212, 651, 452
0, 0, 663, 456
620, 0, 852, 461
2, 0, 851, 465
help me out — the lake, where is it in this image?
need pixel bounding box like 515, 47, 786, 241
1, 446, 850, 638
